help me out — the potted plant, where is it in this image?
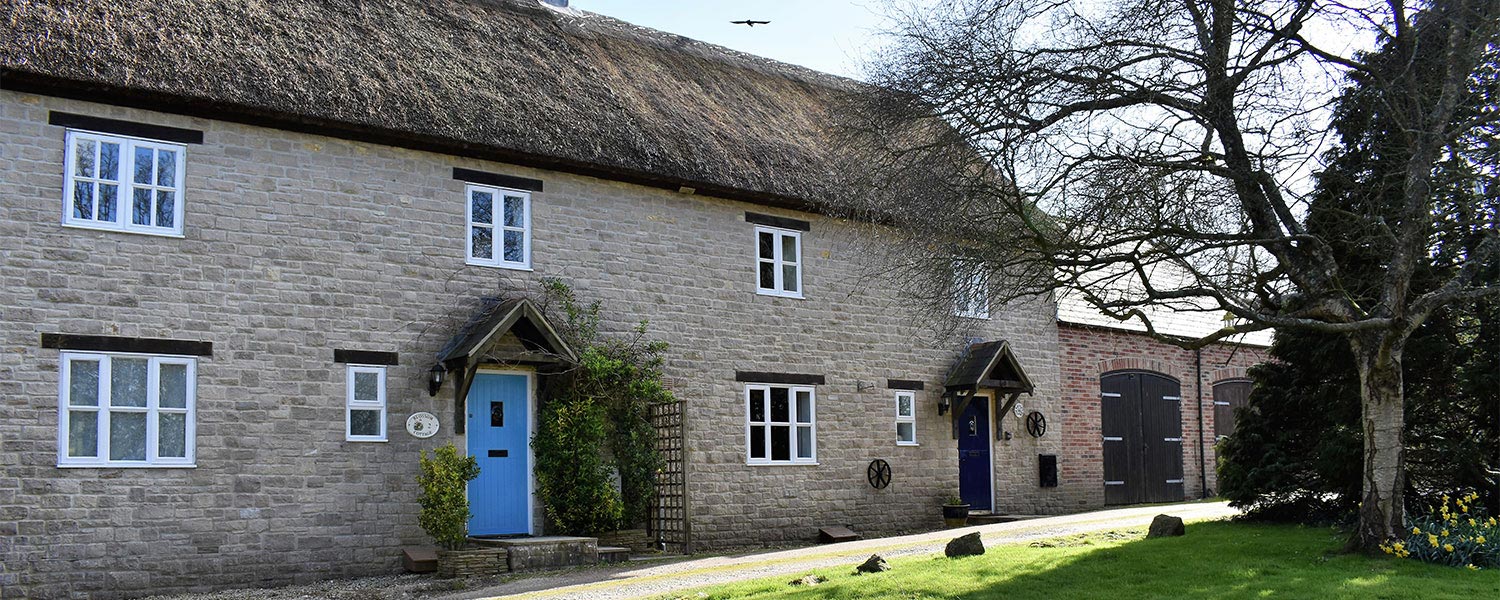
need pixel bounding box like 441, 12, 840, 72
417, 443, 499, 577
942, 494, 970, 528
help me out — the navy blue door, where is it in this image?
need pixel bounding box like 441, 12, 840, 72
957, 396, 992, 510
467, 373, 531, 535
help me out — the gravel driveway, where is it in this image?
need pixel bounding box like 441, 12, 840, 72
145, 501, 1237, 600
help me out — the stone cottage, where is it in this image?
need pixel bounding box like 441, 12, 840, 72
0, 0, 1265, 598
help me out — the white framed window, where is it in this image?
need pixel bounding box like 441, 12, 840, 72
895, 391, 918, 445
57, 352, 196, 467
346, 365, 387, 442
466, 184, 531, 269
953, 257, 990, 319
755, 226, 803, 298
745, 384, 816, 464
62, 130, 186, 237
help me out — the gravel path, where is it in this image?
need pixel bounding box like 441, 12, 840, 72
143, 501, 1236, 600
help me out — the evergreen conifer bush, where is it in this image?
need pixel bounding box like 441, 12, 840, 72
417, 442, 481, 550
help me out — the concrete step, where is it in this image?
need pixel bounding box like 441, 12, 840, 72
401, 547, 438, 573
598, 546, 631, 564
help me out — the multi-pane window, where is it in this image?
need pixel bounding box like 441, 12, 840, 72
895, 391, 917, 445
466, 184, 531, 269
953, 257, 990, 319
346, 366, 387, 442
745, 384, 816, 464
755, 226, 802, 297
63, 130, 186, 236
58, 353, 195, 467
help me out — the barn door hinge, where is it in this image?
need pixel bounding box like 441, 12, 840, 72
1162, 396, 1181, 401
1103, 436, 1123, 441
1163, 437, 1182, 442
1100, 392, 1122, 398
1165, 479, 1184, 484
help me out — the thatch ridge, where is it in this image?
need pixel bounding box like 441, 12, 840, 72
2, 0, 871, 207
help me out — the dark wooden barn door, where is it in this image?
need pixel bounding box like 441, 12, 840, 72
1101, 371, 1184, 504
1213, 380, 1252, 440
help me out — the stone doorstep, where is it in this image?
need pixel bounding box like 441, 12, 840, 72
598, 546, 631, 564
468, 535, 598, 548
967, 512, 1047, 525
464, 535, 603, 573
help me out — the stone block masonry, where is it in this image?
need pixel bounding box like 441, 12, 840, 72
0, 91, 1067, 598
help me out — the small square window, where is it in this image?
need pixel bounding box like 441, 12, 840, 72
754, 226, 803, 298
466, 184, 531, 270
895, 391, 918, 445
346, 365, 387, 442
63, 130, 186, 237
953, 257, 990, 319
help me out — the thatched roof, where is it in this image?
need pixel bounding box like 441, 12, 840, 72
1, 0, 866, 209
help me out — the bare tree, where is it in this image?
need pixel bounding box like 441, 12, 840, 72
838, 0, 1499, 550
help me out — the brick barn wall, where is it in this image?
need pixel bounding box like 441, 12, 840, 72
1055, 323, 1267, 509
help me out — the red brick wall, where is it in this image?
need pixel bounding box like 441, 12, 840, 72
1056, 323, 1266, 508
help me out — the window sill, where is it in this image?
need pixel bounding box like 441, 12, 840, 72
746, 460, 819, 466
57, 462, 197, 469
756, 289, 805, 300
466, 259, 534, 272
896, 441, 920, 447
955, 313, 991, 320
62, 221, 186, 239
346, 437, 389, 443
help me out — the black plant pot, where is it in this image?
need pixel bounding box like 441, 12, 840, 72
942, 503, 970, 527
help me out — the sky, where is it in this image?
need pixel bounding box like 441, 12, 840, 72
569, 1, 894, 79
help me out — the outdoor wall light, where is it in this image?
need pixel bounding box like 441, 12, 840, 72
937, 395, 951, 415
427, 364, 446, 397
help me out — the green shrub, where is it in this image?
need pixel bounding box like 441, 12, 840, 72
532, 393, 624, 534
417, 442, 481, 550
1384, 492, 1500, 569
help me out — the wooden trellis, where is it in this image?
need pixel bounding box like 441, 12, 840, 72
648, 399, 690, 553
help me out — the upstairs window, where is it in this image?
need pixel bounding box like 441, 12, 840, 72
953, 257, 990, 319
466, 184, 531, 269
63, 130, 186, 236
58, 352, 196, 467
895, 391, 917, 445
745, 384, 816, 464
755, 226, 802, 298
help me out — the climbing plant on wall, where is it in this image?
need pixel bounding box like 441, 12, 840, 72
531, 279, 672, 535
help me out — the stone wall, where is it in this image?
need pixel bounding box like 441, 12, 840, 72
1055, 323, 1268, 509
0, 91, 1064, 598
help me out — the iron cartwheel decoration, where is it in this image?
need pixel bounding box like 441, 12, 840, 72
867, 459, 892, 489
1026, 411, 1047, 438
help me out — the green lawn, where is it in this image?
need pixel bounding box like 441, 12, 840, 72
663, 522, 1500, 599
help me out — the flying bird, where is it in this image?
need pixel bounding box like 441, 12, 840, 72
731, 20, 770, 27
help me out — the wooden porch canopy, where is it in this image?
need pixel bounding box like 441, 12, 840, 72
942, 340, 1035, 439
436, 298, 577, 433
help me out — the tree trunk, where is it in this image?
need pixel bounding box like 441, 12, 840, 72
1348, 334, 1408, 552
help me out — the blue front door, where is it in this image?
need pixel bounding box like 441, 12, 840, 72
957, 396, 993, 510
467, 373, 531, 535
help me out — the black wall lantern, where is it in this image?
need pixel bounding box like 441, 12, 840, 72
427, 364, 446, 397
937, 395, 951, 415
